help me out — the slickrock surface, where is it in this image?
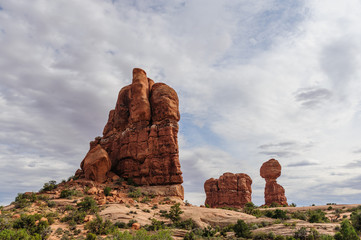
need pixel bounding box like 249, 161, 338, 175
204, 172, 252, 208
260, 159, 288, 206
78, 68, 183, 198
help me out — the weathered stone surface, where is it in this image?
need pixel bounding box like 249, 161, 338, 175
80, 145, 111, 183
204, 172, 252, 208
80, 68, 183, 198
260, 159, 288, 206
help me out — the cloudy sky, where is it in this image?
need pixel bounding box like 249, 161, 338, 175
1, 0, 361, 207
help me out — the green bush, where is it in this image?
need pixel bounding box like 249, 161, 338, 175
104, 186, 112, 196
0, 228, 41, 240
127, 219, 137, 228
77, 197, 98, 213
85, 214, 115, 235
335, 219, 359, 240
13, 193, 37, 209
0, 217, 11, 231
85, 232, 97, 240
175, 218, 197, 230
40, 180, 57, 192
61, 210, 86, 224
166, 203, 183, 223
350, 209, 361, 232
128, 187, 142, 199
265, 209, 289, 220
307, 209, 329, 223
233, 219, 251, 238
12, 214, 50, 238
145, 218, 165, 231
112, 229, 172, 240
114, 221, 127, 229
291, 211, 307, 221
60, 189, 80, 199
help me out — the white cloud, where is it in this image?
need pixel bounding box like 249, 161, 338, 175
1, 0, 361, 207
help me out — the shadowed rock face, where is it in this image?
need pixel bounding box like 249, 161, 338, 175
79, 68, 183, 197
204, 172, 252, 208
260, 159, 288, 206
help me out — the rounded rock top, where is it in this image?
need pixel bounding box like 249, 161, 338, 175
260, 158, 281, 179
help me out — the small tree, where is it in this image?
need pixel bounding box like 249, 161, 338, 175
233, 219, 251, 238
335, 219, 359, 240
167, 203, 184, 223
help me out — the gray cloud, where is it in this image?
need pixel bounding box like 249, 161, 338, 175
287, 160, 318, 167
1, 1, 361, 208
294, 87, 332, 108
343, 160, 361, 169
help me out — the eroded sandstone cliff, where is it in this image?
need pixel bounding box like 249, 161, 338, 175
204, 172, 252, 208
77, 68, 183, 198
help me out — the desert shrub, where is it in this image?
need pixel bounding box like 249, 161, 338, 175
166, 203, 183, 223
13, 193, 37, 209
47, 201, 56, 208
307, 209, 329, 223
291, 211, 307, 221
77, 196, 98, 213
40, 180, 57, 192
294, 227, 308, 240
85, 232, 97, 240
265, 209, 289, 220
112, 229, 172, 240
61, 210, 86, 224
145, 218, 165, 231
334, 219, 359, 240
104, 186, 112, 196
12, 214, 50, 238
233, 219, 251, 238
60, 189, 81, 199
244, 202, 257, 214
350, 208, 361, 232
127, 219, 137, 228
85, 214, 115, 235
140, 196, 151, 203
114, 221, 127, 229
0, 217, 11, 231
201, 226, 217, 237
0, 228, 40, 240
128, 187, 142, 199
175, 218, 197, 230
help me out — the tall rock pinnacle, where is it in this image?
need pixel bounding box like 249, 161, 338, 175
78, 68, 183, 198
260, 159, 288, 206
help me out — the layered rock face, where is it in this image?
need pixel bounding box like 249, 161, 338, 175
204, 172, 252, 208
79, 68, 183, 197
260, 159, 288, 206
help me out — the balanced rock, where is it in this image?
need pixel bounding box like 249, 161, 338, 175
204, 172, 252, 208
260, 159, 288, 206
81, 145, 111, 183
79, 68, 183, 198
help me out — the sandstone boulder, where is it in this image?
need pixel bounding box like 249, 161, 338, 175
81, 145, 111, 183
260, 159, 288, 206
204, 172, 252, 208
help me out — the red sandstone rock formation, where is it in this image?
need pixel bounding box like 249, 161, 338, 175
78, 68, 183, 197
260, 159, 288, 206
204, 172, 252, 208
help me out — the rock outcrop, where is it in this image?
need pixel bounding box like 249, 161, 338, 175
78, 68, 183, 198
204, 172, 252, 208
260, 159, 288, 206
